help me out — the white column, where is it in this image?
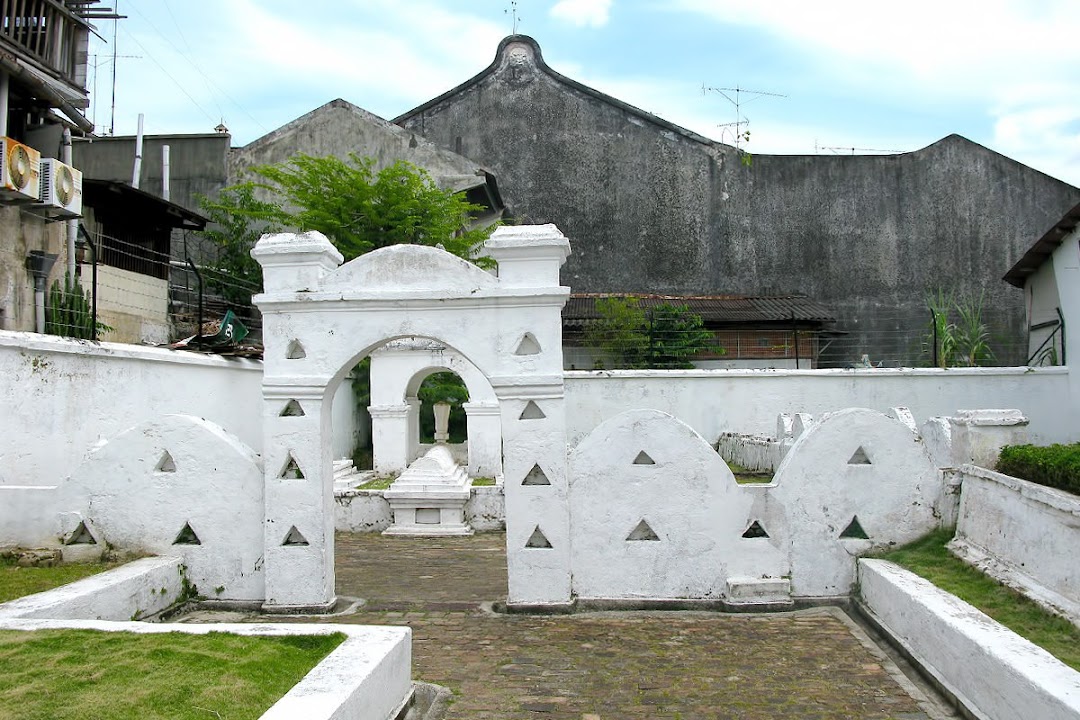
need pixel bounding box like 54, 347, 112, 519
463, 402, 502, 478
369, 404, 411, 475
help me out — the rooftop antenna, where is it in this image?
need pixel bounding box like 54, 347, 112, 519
505, 0, 520, 34
815, 141, 907, 155
702, 84, 786, 152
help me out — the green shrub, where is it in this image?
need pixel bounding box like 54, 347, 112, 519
996, 443, 1080, 496
44, 275, 110, 340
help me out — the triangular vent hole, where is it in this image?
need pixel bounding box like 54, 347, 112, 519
522, 464, 551, 486
514, 333, 542, 356
286, 340, 307, 360
173, 522, 202, 546
282, 526, 309, 546
742, 520, 769, 539
525, 526, 552, 549
65, 521, 97, 545
840, 515, 869, 539
519, 401, 546, 420
279, 454, 304, 480
626, 519, 660, 542
848, 447, 872, 465
280, 399, 305, 417
633, 451, 655, 465
155, 451, 176, 473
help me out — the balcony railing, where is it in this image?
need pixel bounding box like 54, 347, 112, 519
0, 0, 87, 84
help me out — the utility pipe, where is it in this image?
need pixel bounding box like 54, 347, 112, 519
161, 144, 170, 201
62, 127, 77, 281
131, 112, 143, 188
0, 69, 8, 136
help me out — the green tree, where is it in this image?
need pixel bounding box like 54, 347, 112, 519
196, 182, 282, 305
647, 303, 714, 369
585, 297, 714, 369
242, 154, 494, 264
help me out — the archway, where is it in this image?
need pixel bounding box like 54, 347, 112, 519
252, 227, 572, 612
367, 339, 501, 479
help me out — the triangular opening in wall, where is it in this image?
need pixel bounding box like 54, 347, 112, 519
280, 399, 305, 417
279, 453, 305, 480
155, 451, 177, 473
282, 526, 309, 546
519, 401, 546, 420
286, 339, 307, 360
626, 519, 660, 541
742, 520, 769, 539
514, 333, 542, 356
65, 521, 97, 545
839, 515, 869, 540
172, 522, 202, 546
847, 446, 872, 465
522, 464, 551, 486
525, 526, 552, 549
633, 451, 655, 465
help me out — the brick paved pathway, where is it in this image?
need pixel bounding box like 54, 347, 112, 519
326, 533, 951, 719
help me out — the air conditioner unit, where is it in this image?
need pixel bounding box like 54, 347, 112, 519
0, 137, 41, 202
33, 158, 83, 219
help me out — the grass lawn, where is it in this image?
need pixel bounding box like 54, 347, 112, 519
0, 629, 345, 720
0, 558, 122, 604
725, 461, 773, 484
358, 475, 395, 490
879, 530, 1080, 671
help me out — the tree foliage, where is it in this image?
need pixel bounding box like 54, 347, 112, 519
584, 297, 714, 369
245, 154, 493, 264
196, 183, 281, 305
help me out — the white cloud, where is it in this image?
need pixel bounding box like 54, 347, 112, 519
550, 0, 613, 28
669, 0, 1080, 184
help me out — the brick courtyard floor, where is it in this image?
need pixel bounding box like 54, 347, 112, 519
324, 532, 955, 720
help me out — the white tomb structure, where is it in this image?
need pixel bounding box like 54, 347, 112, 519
368, 339, 502, 479
382, 444, 473, 536
251, 225, 573, 612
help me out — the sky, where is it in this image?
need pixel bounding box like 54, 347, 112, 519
88, 0, 1080, 186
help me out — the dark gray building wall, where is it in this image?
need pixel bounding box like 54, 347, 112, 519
397, 36, 1080, 365
72, 134, 231, 214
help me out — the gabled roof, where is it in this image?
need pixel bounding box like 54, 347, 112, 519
1003, 200, 1080, 287
563, 294, 836, 327
394, 35, 721, 150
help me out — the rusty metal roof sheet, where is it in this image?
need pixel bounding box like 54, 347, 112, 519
563, 294, 836, 326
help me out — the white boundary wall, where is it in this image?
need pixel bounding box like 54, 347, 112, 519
0, 331, 359, 489
564, 367, 1075, 446
0, 331, 263, 487
952, 465, 1080, 624
859, 559, 1080, 720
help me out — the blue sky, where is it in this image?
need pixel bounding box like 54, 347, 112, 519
90, 1, 1080, 185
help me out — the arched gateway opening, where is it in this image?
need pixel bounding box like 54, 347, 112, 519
252, 226, 572, 612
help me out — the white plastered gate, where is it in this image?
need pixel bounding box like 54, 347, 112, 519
252, 226, 573, 611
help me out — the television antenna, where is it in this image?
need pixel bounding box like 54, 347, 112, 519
505, 1, 520, 34
702, 84, 786, 151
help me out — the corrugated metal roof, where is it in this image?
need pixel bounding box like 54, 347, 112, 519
564, 294, 836, 326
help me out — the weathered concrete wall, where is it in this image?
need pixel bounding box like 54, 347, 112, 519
0, 331, 263, 487
952, 465, 1080, 624
72, 134, 230, 214
563, 367, 1076, 447
859, 559, 1080, 720
396, 36, 1080, 365
0, 206, 69, 333
229, 99, 495, 190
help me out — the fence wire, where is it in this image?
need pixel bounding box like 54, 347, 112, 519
44, 230, 262, 346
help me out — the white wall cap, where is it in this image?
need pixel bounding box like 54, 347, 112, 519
251, 231, 344, 266
320, 244, 497, 292
952, 409, 1029, 426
